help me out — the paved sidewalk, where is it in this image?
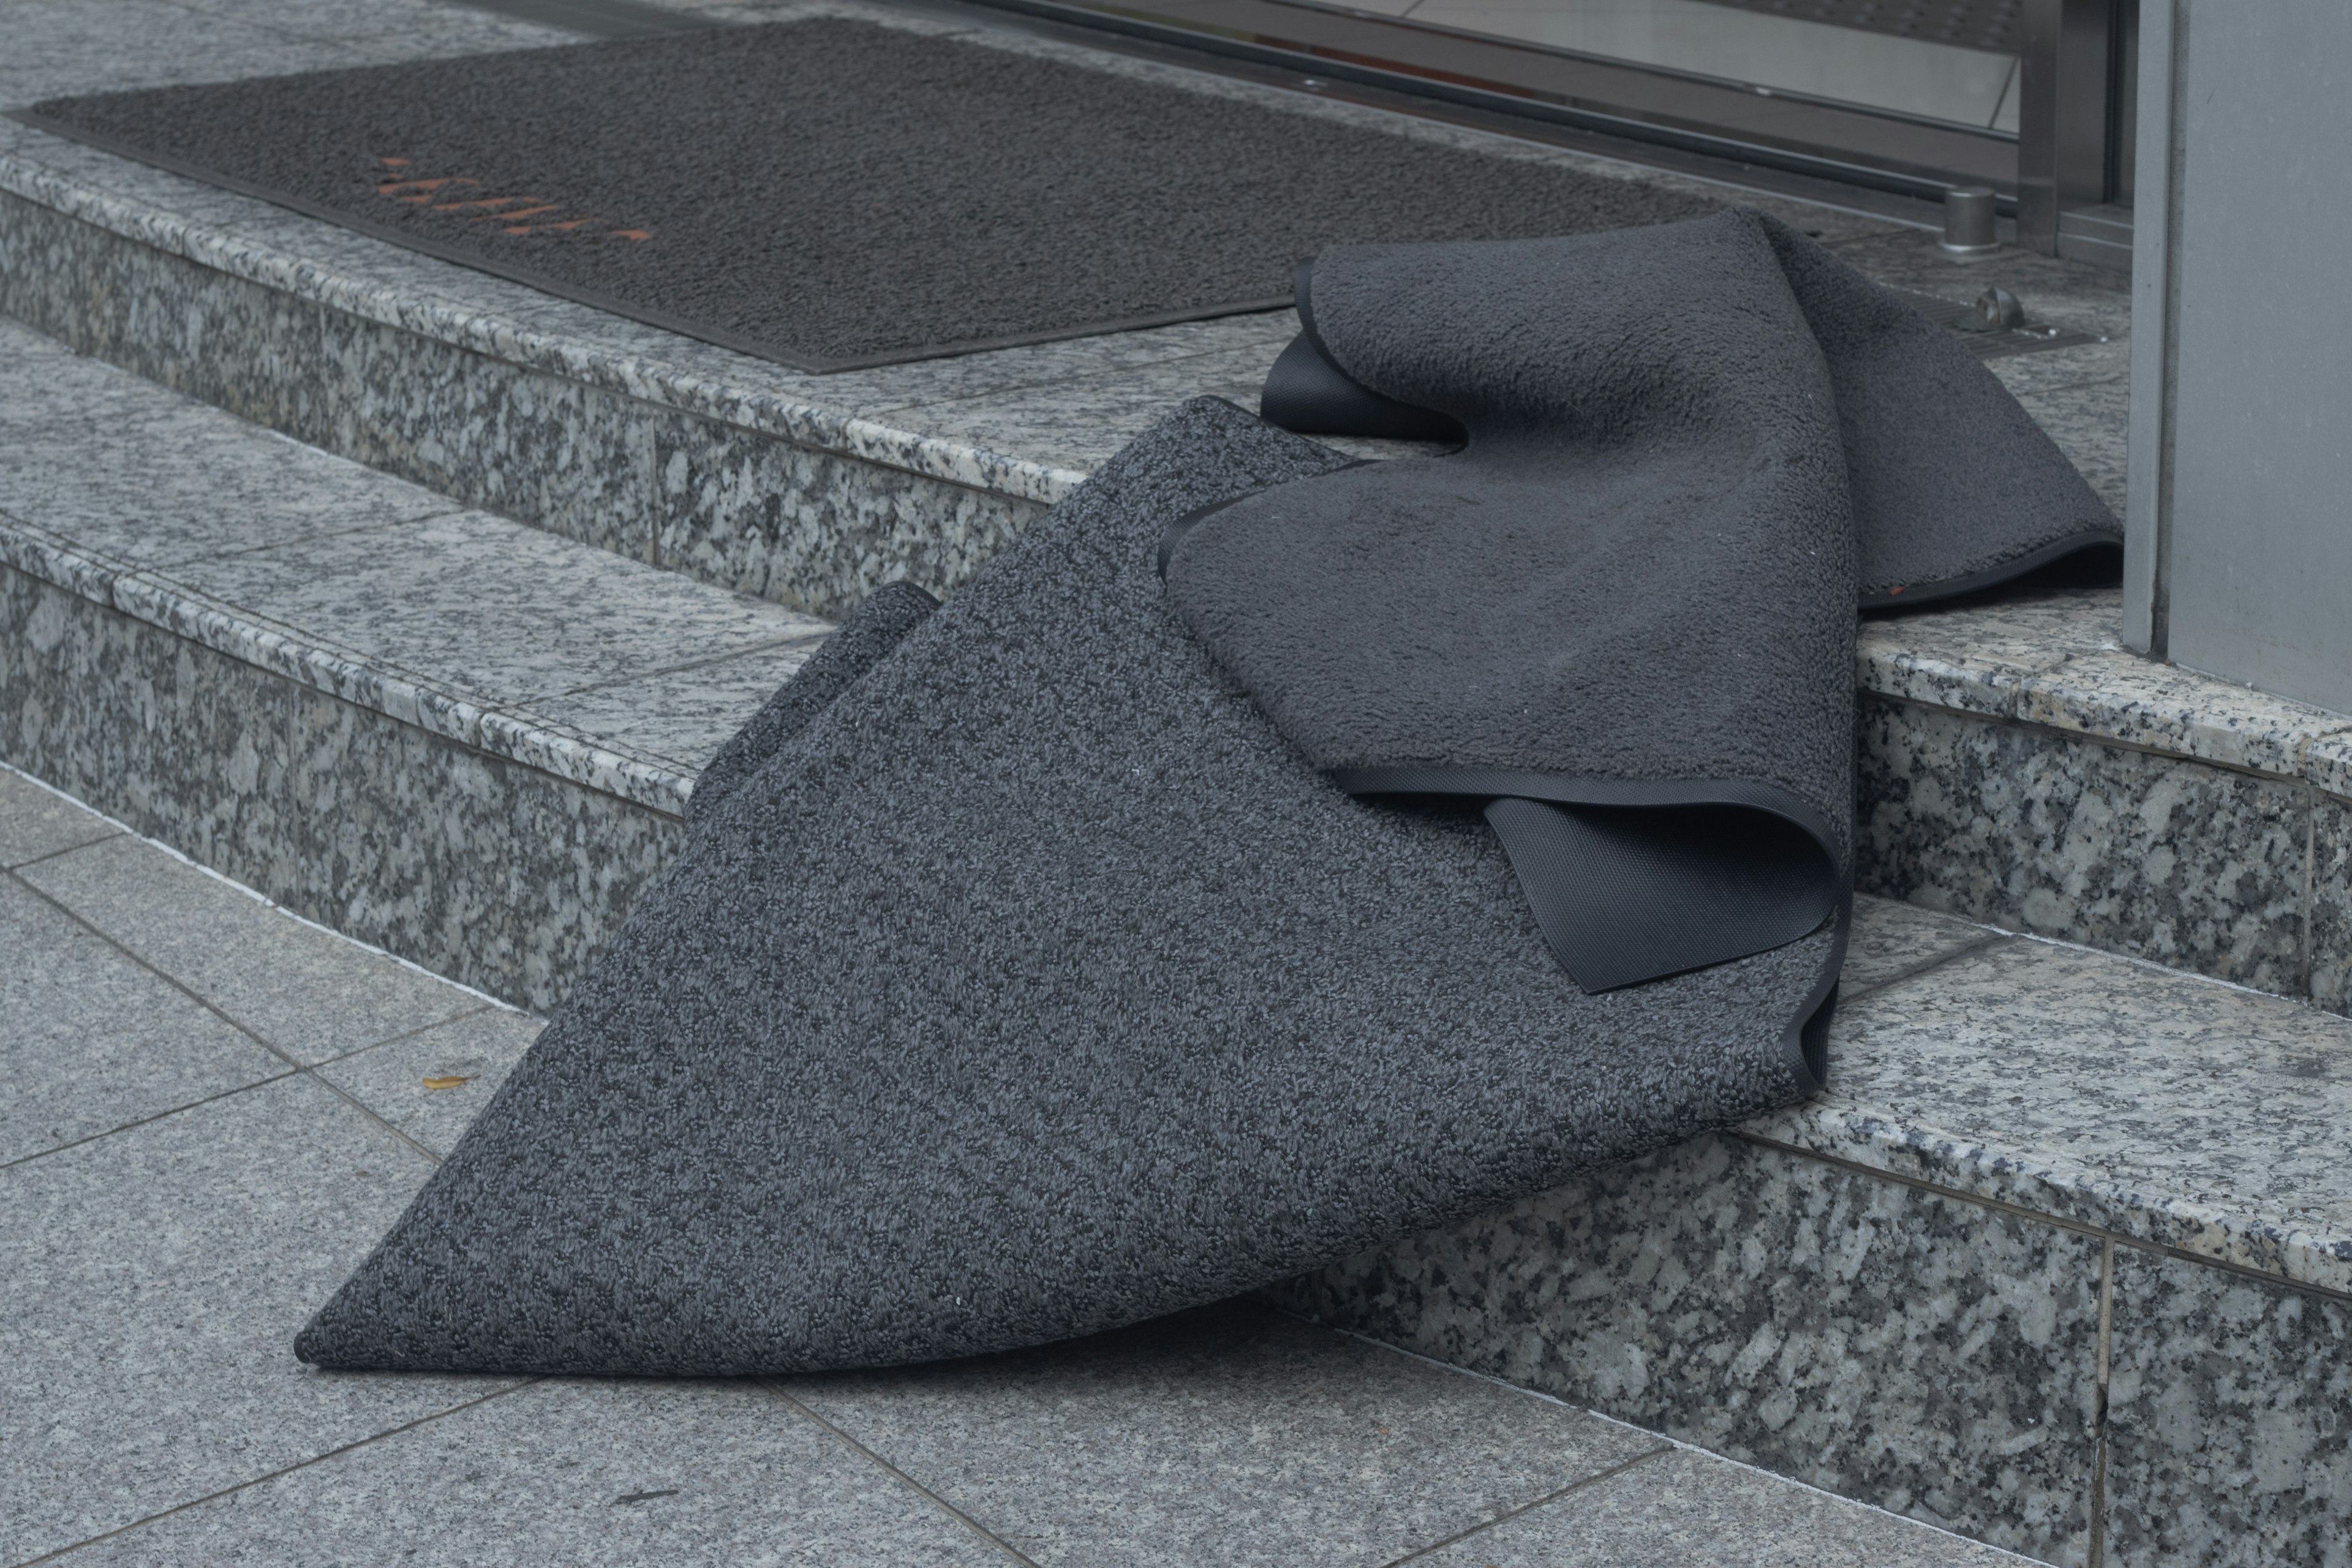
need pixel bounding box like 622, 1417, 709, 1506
1, 763, 2025, 1566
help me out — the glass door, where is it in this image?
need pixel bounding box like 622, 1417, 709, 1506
971, 0, 2138, 258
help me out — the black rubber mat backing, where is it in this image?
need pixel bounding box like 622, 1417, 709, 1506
17, 17, 1716, 371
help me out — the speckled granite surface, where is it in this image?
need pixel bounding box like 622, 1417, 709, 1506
0, 318, 827, 1006
1288, 894, 2352, 1567
14, 0, 2349, 1018
1856, 586, 2352, 1011
1758, 927, 2352, 1297
2102, 1248, 2352, 1568
0, 0, 2021, 617
11, 12, 2352, 1558
1275, 1129, 2106, 1564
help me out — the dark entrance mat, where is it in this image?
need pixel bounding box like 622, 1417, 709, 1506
15, 17, 1717, 371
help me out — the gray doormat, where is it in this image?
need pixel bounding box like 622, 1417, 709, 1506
14, 17, 1716, 371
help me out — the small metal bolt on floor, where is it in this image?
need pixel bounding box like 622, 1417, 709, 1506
1938, 186, 2000, 258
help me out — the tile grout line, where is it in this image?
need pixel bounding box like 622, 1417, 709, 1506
549, 626, 834, 698
1834, 928, 2011, 1006
145, 504, 473, 572
16, 838, 507, 1071
0, 827, 123, 875
853, 330, 1298, 422
8, 1381, 540, 1568
2, 864, 445, 1168
1860, 686, 2352, 792
2303, 789, 2318, 1000
304, 1002, 504, 1071
1377, 1447, 1676, 1567
1282, 1302, 2049, 1562
0, 1067, 303, 1174
2086, 1236, 2114, 1568
0, 760, 526, 1016
757, 1381, 1046, 1567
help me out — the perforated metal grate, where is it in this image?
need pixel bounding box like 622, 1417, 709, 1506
1694, 0, 2022, 54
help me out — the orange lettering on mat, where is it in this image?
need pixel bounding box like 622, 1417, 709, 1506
426, 195, 546, 213
372, 158, 649, 239
379, 177, 476, 200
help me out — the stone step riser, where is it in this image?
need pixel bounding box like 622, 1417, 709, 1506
1857, 688, 2352, 1017
0, 187, 1046, 622
1275, 1121, 2352, 1568
0, 559, 677, 1012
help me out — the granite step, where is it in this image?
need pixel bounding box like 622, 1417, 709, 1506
7, 6, 2350, 1027
17, 0, 2343, 1030
10, 321, 2350, 1568
1280, 897, 2352, 1567
0, 316, 827, 1010
0, 0, 2127, 619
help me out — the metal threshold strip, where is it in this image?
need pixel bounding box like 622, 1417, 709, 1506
445, 0, 2007, 220
956, 0, 2018, 204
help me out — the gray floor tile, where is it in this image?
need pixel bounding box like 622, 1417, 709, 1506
18, 835, 483, 1065
0, 876, 284, 1164
62, 1378, 1012, 1568
0, 762, 117, 868
315, 1006, 545, 1157
149, 510, 832, 711
1841, 895, 2002, 996
787, 1300, 1662, 1568
0, 1074, 518, 1563
1418, 1448, 2030, 1566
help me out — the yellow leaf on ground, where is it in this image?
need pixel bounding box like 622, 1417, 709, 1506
421, 1074, 473, 1090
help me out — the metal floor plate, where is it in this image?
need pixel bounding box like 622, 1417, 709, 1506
1692, 0, 2022, 53
1894, 287, 2101, 359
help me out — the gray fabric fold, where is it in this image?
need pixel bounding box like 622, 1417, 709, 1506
1169, 209, 2114, 990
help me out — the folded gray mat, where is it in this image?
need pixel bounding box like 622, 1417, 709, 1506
1183, 208, 2118, 992
297, 213, 2117, 1376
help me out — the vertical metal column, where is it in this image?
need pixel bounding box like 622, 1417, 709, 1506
2016, 0, 2121, 254
2125, 1, 2352, 712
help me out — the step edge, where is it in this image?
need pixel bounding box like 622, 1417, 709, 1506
1740, 1100, 2352, 1302
1860, 622, 2352, 793
0, 144, 1091, 510
20, 516, 2352, 1289
0, 511, 697, 817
